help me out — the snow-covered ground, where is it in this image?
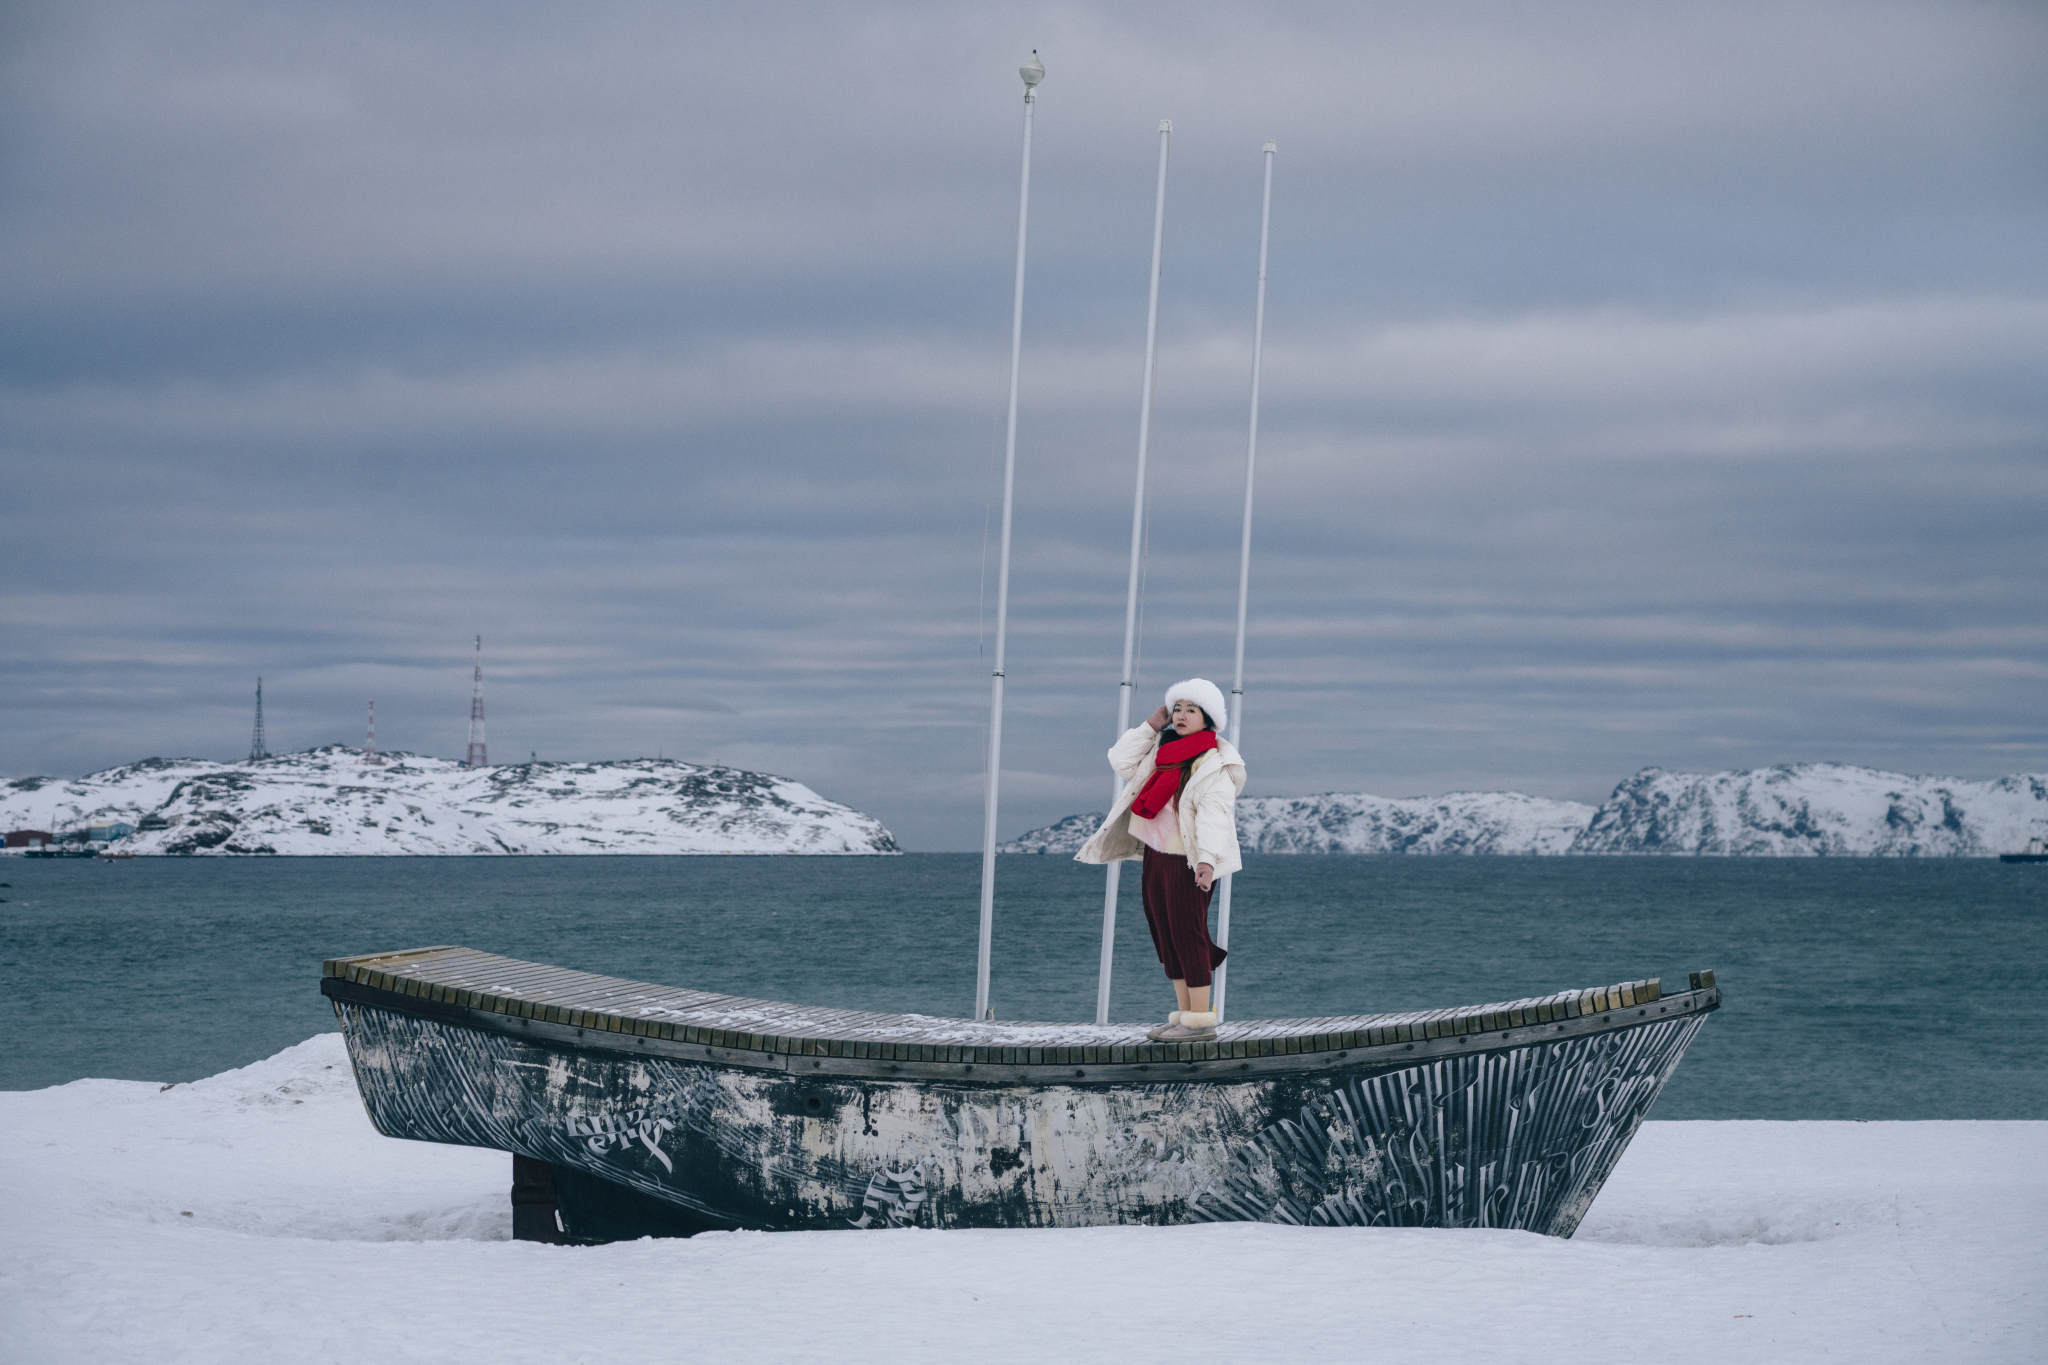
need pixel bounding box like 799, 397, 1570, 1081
0, 748, 897, 855
1004, 763, 2048, 856
2, 1036, 2039, 1363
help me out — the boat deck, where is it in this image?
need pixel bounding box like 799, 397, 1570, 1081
322, 945, 1715, 1077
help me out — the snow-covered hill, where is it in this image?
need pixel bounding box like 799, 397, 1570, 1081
1573, 764, 2048, 856
0, 748, 898, 855
998, 812, 1110, 855
1237, 791, 1594, 855
999, 792, 1593, 856
1002, 763, 2048, 857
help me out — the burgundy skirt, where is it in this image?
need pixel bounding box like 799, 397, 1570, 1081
1138, 845, 1227, 988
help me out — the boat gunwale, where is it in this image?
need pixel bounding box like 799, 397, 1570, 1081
320, 946, 1721, 1085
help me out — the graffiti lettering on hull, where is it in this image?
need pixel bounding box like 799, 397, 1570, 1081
851, 1165, 928, 1227
568, 1108, 677, 1173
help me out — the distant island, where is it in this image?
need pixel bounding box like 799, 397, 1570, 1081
0, 748, 899, 855
11, 754, 2045, 858
1001, 763, 2048, 857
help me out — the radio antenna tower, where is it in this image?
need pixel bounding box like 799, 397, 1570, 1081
465, 635, 488, 769
249, 677, 270, 762
362, 699, 385, 765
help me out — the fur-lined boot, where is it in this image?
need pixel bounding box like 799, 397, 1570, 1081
1148, 1010, 1218, 1043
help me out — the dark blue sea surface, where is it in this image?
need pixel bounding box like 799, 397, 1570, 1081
1, 854, 2042, 1119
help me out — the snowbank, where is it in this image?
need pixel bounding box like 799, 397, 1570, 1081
2, 1036, 2040, 1363
0, 749, 898, 855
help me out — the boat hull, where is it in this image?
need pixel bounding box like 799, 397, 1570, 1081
329, 966, 1715, 1239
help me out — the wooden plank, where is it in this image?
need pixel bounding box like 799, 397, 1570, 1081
330, 943, 1689, 1065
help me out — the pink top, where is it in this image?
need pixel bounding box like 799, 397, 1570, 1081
1127, 797, 1184, 856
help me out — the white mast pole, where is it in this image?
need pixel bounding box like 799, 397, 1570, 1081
1212, 140, 1274, 1021
1095, 118, 1172, 1027
975, 51, 1044, 1023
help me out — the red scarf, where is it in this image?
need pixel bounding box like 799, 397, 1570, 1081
1129, 730, 1220, 820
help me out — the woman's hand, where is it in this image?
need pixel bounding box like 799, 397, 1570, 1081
1147, 705, 1171, 731
1196, 862, 1215, 891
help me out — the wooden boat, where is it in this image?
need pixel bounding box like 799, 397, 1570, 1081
323, 946, 1719, 1242
325, 74, 1728, 1247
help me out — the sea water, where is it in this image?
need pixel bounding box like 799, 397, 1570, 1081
1, 854, 2041, 1118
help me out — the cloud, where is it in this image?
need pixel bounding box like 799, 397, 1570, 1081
2, 0, 2044, 847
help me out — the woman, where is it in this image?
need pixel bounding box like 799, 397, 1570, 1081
1075, 678, 1245, 1042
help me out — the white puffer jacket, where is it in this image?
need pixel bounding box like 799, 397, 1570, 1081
1074, 724, 1246, 878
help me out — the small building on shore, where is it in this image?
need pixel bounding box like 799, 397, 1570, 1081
4, 829, 54, 848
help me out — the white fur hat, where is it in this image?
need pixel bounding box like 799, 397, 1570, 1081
1164, 678, 1228, 734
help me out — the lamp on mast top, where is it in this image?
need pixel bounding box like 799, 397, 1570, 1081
1020, 50, 1044, 96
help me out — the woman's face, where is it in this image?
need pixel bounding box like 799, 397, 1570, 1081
1169, 699, 1210, 736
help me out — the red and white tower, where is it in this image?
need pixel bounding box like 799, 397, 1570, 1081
362, 699, 385, 765
465, 636, 488, 769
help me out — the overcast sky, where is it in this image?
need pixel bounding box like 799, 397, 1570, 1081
3, 0, 2044, 848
